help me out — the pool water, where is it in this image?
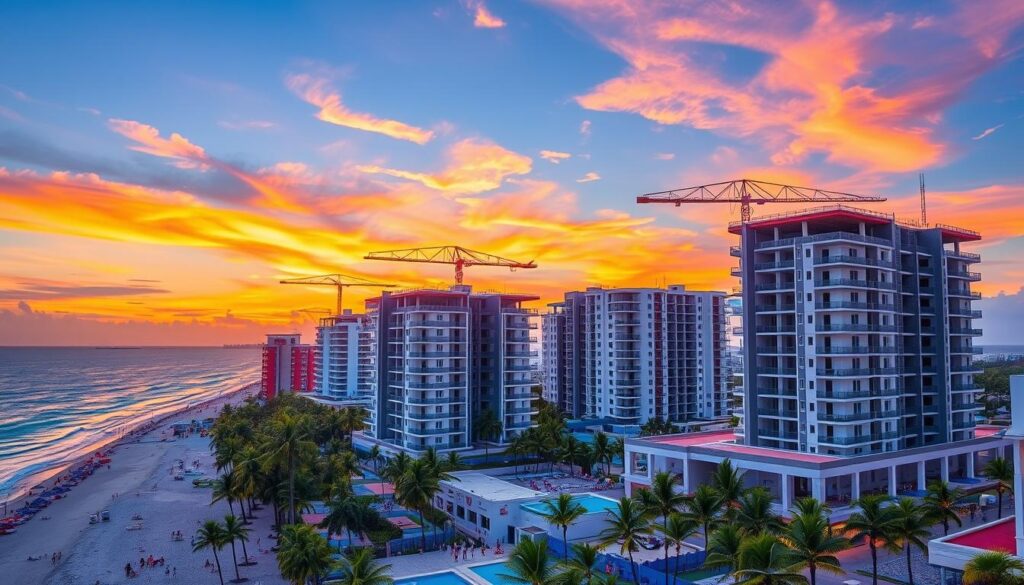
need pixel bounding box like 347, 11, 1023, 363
395, 571, 475, 585
521, 494, 619, 515
468, 561, 517, 585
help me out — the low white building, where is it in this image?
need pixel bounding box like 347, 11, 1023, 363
929, 375, 1024, 582
434, 471, 620, 546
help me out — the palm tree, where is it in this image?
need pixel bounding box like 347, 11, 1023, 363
845, 495, 897, 585
662, 513, 698, 578
264, 413, 317, 524
194, 520, 228, 585
332, 546, 394, 585
889, 497, 933, 585
682, 485, 724, 552
609, 439, 624, 472
637, 472, 687, 585
444, 451, 465, 472
598, 497, 652, 585
781, 503, 847, 585
983, 457, 1014, 519
736, 487, 784, 536
475, 409, 502, 462
540, 493, 587, 559
962, 551, 1024, 585
234, 446, 262, 521
276, 524, 334, 585
710, 459, 745, 513
367, 445, 382, 479
340, 407, 365, 444
321, 496, 356, 551
559, 436, 585, 477
704, 524, 745, 573
556, 542, 601, 585
923, 480, 965, 536
212, 470, 239, 518
382, 452, 412, 486
394, 458, 442, 551
222, 514, 250, 582
506, 435, 527, 474
733, 534, 808, 585
592, 432, 613, 476
500, 537, 557, 585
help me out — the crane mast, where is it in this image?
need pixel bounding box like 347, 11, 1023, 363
364, 245, 537, 284
636, 178, 886, 223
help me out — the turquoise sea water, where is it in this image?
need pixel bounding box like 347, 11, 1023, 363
521, 493, 618, 515
0, 347, 259, 501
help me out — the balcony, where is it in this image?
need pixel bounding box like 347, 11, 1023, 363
816, 367, 901, 377
408, 335, 465, 343
755, 325, 796, 334
406, 319, 465, 328
814, 279, 896, 290
817, 410, 899, 423
817, 432, 900, 445
756, 346, 796, 354
815, 255, 894, 269
403, 411, 462, 420
815, 301, 896, 311
944, 250, 981, 262
949, 327, 983, 336
406, 351, 464, 358
730, 245, 742, 257
948, 270, 982, 281
755, 282, 795, 291
505, 420, 534, 429
405, 427, 458, 436
754, 260, 795, 270
815, 346, 896, 355
948, 289, 982, 299
757, 429, 798, 441
816, 323, 898, 333
759, 409, 799, 418
756, 387, 798, 397
760, 367, 797, 376
756, 231, 892, 250
755, 304, 796, 312
817, 388, 901, 400
406, 366, 465, 374
405, 395, 461, 405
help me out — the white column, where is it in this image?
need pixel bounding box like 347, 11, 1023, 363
940, 457, 949, 483
966, 452, 976, 478
781, 474, 791, 511
917, 461, 927, 491
812, 477, 825, 502
681, 456, 690, 493
851, 471, 861, 501
888, 466, 898, 497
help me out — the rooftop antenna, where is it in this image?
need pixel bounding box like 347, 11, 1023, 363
919, 173, 927, 226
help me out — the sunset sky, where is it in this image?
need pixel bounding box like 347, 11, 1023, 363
1, 1, 1022, 345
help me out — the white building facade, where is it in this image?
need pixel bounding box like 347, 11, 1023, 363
542, 286, 728, 425
732, 206, 983, 455
364, 285, 538, 454
314, 310, 374, 401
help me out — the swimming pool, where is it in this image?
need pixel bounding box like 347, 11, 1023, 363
395, 571, 475, 585
467, 561, 516, 585
520, 493, 619, 515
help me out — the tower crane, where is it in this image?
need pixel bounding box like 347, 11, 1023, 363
364, 246, 537, 284
279, 274, 397, 315
636, 178, 886, 223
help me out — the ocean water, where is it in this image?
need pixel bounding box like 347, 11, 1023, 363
0, 347, 259, 501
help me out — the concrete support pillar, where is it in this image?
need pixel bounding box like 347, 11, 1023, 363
681, 456, 690, 493
917, 461, 927, 491
851, 471, 861, 501
940, 457, 949, 484
812, 477, 825, 503
888, 466, 898, 497
781, 474, 791, 511
966, 452, 976, 478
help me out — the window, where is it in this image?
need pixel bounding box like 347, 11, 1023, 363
457, 505, 465, 519
481, 516, 490, 530
469, 511, 477, 524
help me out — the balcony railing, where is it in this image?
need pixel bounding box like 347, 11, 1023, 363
815, 255, 894, 268
814, 279, 895, 290
816, 323, 898, 333
815, 346, 896, 355
817, 431, 900, 445
816, 367, 901, 377
815, 301, 896, 311
818, 410, 899, 422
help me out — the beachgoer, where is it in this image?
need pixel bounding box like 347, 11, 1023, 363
126, 562, 133, 577
173, 566, 176, 576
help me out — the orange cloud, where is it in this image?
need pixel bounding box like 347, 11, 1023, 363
286, 74, 435, 144
552, 0, 1019, 174
108, 119, 210, 169
358, 138, 532, 195
465, 0, 506, 28
539, 150, 571, 164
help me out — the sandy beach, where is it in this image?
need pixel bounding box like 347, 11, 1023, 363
0, 384, 289, 585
